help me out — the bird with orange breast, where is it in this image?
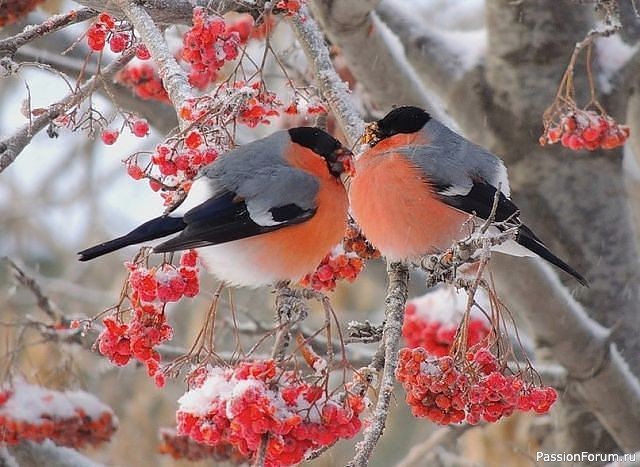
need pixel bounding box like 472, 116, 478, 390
349, 106, 587, 285
79, 127, 352, 287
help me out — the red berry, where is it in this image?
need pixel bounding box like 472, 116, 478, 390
131, 119, 150, 137
109, 32, 129, 53
135, 43, 151, 60
101, 129, 119, 145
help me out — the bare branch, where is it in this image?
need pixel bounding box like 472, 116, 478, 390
0, 48, 134, 174
0, 8, 98, 59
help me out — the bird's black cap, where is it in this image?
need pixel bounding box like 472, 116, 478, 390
288, 127, 351, 177
374, 106, 431, 140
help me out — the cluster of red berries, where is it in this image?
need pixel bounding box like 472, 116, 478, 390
0, 381, 117, 447
86, 12, 151, 58
299, 246, 364, 292
100, 117, 150, 145
97, 251, 200, 386
177, 361, 365, 466
116, 63, 170, 103
0, 0, 45, 26
182, 8, 241, 89
127, 131, 218, 204
342, 224, 380, 260
159, 428, 247, 463
540, 109, 630, 151
396, 346, 558, 425
129, 257, 200, 303
274, 0, 303, 15
237, 82, 281, 127
402, 289, 490, 357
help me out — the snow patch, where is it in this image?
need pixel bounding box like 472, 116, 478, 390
596, 34, 638, 94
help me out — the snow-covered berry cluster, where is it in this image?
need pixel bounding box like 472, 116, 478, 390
0, 0, 45, 27
97, 250, 200, 386
159, 428, 247, 463
176, 361, 366, 466
299, 245, 364, 292
0, 381, 117, 447
402, 288, 491, 357
125, 122, 218, 205
396, 346, 558, 425
237, 81, 281, 127
540, 109, 630, 151
182, 8, 241, 89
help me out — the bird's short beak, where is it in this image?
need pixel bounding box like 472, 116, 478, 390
362, 122, 380, 146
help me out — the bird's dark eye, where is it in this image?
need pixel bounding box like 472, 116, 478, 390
375, 106, 431, 139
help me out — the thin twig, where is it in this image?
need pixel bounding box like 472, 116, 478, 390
0, 48, 135, 174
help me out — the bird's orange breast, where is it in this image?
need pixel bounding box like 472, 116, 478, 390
234, 145, 348, 281
350, 150, 470, 261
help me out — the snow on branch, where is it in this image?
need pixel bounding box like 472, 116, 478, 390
0, 48, 135, 174
288, 6, 365, 144
72, 0, 261, 25
376, 0, 479, 100
114, 0, 192, 128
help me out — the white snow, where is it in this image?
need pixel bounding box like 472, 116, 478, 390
177, 367, 234, 416
407, 286, 490, 325
0, 380, 114, 424
595, 34, 638, 94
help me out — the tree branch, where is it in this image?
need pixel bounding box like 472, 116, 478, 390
288, 6, 365, 144
114, 0, 192, 128
308, 0, 438, 116
0, 8, 98, 59
348, 262, 409, 467
8, 440, 103, 467
71, 0, 260, 25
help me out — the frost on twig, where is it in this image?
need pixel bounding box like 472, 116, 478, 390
0, 48, 135, 174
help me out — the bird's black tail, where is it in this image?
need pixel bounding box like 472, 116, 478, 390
516, 224, 588, 286
78, 216, 186, 261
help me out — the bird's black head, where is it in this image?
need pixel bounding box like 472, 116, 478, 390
365, 106, 431, 145
288, 127, 353, 178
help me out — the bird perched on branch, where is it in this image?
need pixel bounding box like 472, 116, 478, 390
349, 106, 587, 286
79, 128, 352, 287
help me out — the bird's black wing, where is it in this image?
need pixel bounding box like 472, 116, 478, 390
153, 190, 316, 253
435, 180, 588, 286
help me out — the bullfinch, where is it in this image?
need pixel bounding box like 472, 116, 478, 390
78, 127, 351, 287
349, 106, 587, 286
